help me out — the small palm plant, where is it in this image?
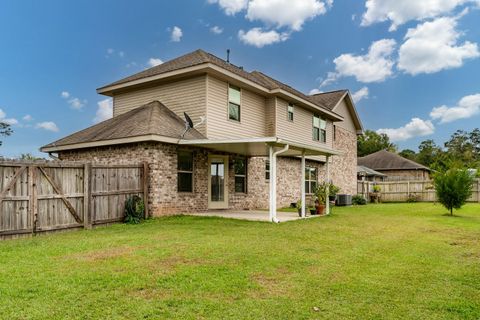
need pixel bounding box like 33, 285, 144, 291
124, 195, 145, 224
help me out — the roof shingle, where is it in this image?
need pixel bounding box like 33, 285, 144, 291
42, 101, 204, 149
358, 150, 430, 171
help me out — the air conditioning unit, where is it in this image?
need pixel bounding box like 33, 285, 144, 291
336, 194, 352, 206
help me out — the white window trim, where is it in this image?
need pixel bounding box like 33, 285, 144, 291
227, 83, 241, 123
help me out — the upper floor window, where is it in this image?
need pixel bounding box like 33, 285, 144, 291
228, 84, 241, 122
287, 103, 294, 121
313, 115, 327, 143
234, 157, 247, 193
178, 150, 194, 192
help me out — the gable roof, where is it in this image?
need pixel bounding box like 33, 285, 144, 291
96, 49, 343, 120
309, 90, 348, 110
41, 101, 204, 152
310, 89, 363, 133
358, 150, 430, 171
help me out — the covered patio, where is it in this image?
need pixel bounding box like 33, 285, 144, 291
180, 137, 341, 223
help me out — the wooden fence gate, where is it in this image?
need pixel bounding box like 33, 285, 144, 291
0, 161, 148, 239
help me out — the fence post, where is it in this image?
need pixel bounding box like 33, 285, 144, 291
407, 181, 410, 199
83, 163, 92, 229
477, 179, 480, 203
28, 166, 37, 235
143, 161, 149, 219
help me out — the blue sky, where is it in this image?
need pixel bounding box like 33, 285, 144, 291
1, 0, 479, 157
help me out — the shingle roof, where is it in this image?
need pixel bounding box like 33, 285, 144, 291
358, 150, 430, 171
309, 90, 348, 110
98, 49, 339, 117
42, 101, 204, 149
357, 165, 387, 177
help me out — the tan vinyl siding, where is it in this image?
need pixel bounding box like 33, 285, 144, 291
333, 99, 356, 133
206, 75, 267, 139
275, 98, 333, 148
113, 75, 207, 135
265, 97, 276, 136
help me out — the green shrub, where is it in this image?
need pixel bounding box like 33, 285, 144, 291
406, 193, 419, 203
372, 185, 381, 193
433, 168, 474, 215
124, 195, 145, 224
352, 195, 367, 205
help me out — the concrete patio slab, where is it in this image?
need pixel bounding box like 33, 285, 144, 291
186, 210, 322, 222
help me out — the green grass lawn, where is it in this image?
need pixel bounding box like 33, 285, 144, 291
1, 203, 479, 319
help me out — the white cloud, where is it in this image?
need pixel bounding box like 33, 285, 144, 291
61, 91, 86, 110
210, 26, 224, 34
207, 0, 249, 15
118, 51, 125, 58
352, 87, 369, 103
170, 26, 183, 42
147, 58, 163, 67
68, 98, 86, 110
3, 118, 18, 125
107, 48, 114, 55
245, 0, 327, 31
398, 16, 479, 75
23, 114, 33, 122
322, 39, 396, 86
361, 0, 474, 31
0, 108, 19, 126
93, 99, 113, 123
377, 118, 435, 142
309, 88, 323, 95
35, 121, 59, 132
238, 28, 289, 47
430, 93, 480, 123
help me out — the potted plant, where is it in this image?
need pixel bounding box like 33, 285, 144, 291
314, 183, 328, 215
328, 183, 340, 202
370, 184, 381, 203
295, 199, 303, 217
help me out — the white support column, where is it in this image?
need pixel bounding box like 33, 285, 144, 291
325, 155, 330, 215
269, 145, 275, 222
301, 151, 306, 218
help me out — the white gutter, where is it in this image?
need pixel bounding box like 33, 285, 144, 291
269, 144, 289, 223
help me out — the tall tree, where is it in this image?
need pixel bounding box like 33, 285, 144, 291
444, 129, 478, 167
416, 139, 443, 167
357, 130, 396, 157
0, 122, 13, 147
398, 149, 417, 161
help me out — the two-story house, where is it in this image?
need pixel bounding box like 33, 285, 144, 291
41, 49, 363, 221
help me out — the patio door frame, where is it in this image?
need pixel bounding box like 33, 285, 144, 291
208, 155, 229, 209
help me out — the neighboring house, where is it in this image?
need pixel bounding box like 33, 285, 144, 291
41, 49, 363, 220
357, 165, 386, 182
357, 150, 431, 181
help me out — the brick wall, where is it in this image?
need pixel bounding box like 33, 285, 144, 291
330, 126, 358, 195
59, 139, 355, 216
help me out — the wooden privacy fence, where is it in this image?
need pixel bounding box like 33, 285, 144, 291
0, 161, 148, 239
357, 179, 480, 203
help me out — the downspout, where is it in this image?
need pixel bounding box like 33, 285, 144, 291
269, 144, 289, 223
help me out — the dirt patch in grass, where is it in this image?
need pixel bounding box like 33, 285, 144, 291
248, 268, 292, 298
67, 246, 137, 262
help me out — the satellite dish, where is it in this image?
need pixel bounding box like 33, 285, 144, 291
181, 112, 194, 138
184, 112, 194, 129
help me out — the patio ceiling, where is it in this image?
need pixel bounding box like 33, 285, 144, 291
179, 137, 341, 157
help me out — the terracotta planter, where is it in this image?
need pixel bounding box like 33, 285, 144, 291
315, 204, 325, 215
